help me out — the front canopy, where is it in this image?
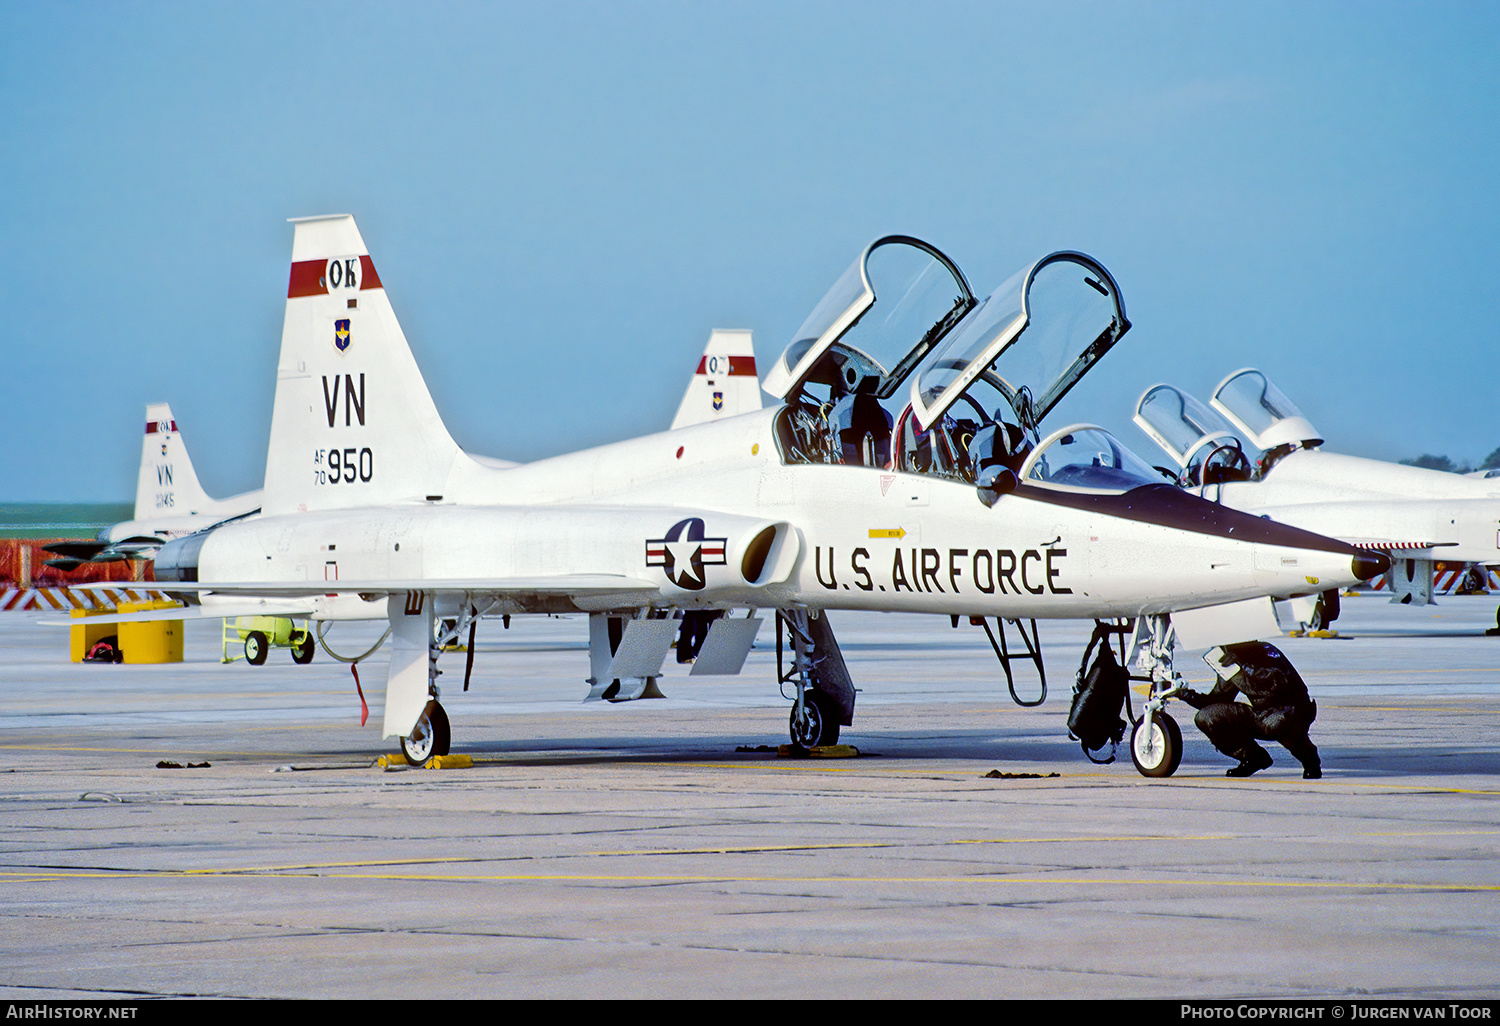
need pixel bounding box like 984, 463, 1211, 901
762, 236, 975, 403
1134, 383, 1249, 470
1017, 424, 1165, 494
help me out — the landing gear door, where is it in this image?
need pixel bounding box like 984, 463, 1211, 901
383, 591, 433, 740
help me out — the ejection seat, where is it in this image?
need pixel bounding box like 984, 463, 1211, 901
830, 391, 893, 467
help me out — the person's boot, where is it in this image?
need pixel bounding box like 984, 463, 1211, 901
1225, 746, 1273, 777
1300, 749, 1322, 779
1285, 737, 1321, 779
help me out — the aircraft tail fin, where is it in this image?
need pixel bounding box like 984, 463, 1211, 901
670, 329, 762, 430
135, 403, 218, 519
264, 215, 468, 515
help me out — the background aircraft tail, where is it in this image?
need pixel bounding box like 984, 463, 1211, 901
134, 403, 218, 519
263, 215, 468, 515
670, 329, 762, 430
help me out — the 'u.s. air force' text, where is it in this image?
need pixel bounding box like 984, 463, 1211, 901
813, 546, 1070, 595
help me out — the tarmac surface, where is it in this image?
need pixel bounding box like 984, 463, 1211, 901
1, 594, 1498, 1000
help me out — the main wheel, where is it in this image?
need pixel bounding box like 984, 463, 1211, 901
1130, 711, 1182, 778
400, 701, 451, 766
244, 631, 269, 666
789, 692, 840, 747
290, 632, 315, 664
1309, 589, 1340, 631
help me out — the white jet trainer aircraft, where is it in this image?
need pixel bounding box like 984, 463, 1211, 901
1134, 370, 1500, 630
43, 403, 263, 572
131, 216, 1387, 776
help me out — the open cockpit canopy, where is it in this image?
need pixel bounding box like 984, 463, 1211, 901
767, 243, 1133, 490
1135, 384, 1250, 471
1017, 424, 1166, 494
909, 253, 1129, 435
762, 236, 975, 403
1210, 369, 1323, 452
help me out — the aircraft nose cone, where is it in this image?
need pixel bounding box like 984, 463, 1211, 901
1352, 551, 1391, 582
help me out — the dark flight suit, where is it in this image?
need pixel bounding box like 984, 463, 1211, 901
1177, 641, 1322, 778
675, 610, 723, 664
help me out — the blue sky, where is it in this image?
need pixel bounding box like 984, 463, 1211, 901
2, 0, 1497, 500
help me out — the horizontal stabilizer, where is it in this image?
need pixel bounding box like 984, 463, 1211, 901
43, 541, 108, 560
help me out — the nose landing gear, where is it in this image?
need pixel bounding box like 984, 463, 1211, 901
1130, 710, 1182, 777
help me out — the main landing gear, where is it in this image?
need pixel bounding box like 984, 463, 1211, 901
777, 609, 857, 748
401, 700, 450, 765
394, 601, 486, 766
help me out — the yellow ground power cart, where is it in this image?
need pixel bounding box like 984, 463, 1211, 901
71, 601, 185, 664
223, 616, 315, 665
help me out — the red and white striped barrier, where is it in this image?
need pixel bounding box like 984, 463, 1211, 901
1369, 564, 1499, 594
1435, 566, 1467, 594
0, 587, 171, 612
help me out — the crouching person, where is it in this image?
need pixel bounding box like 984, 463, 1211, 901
1176, 641, 1322, 779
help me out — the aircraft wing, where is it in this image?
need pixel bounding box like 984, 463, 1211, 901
42, 574, 660, 626
62, 574, 659, 601
39, 603, 316, 627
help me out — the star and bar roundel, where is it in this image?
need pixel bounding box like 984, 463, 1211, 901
645, 518, 728, 590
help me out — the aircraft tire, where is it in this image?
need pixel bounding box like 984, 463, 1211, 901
789, 692, 840, 748
244, 631, 269, 667
1130, 711, 1182, 778
400, 701, 451, 766
290, 633, 315, 665
1309, 589, 1340, 631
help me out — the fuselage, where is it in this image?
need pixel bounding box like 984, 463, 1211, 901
191, 408, 1379, 621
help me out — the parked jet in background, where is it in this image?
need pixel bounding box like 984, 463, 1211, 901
670, 329, 761, 429
66, 218, 1387, 777
49, 317, 744, 579
43, 403, 263, 572
1134, 370, 1500, 630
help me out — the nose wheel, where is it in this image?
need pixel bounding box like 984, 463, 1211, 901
400, 701, 451, 765
1130, 711, 1182, 777
789, 692, 840, 747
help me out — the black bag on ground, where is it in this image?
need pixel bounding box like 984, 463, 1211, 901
1068, 629, 1128, 762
